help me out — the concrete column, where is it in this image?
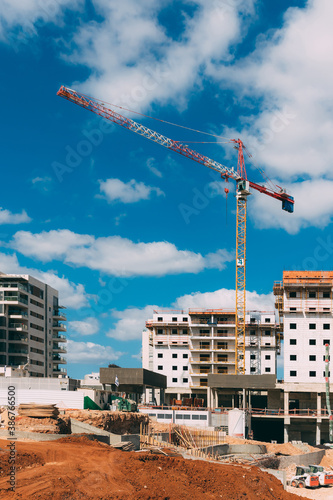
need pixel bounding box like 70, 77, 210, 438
142, 385, 147, 404
177, 393, 181, 401
207, 387, 211, 409
248, 390, 252, 411
214, 389, 218, 408
316, 422, 321, 445
232, 394, 235, 408
284, 424, 289, 443
243, 388, 246, 410
152, 387, 155, 405
317, 393, 322, 417
284, 391, 289, 415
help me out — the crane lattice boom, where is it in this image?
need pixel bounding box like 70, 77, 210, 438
57, 85, 294, 375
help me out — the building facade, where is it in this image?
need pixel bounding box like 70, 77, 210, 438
274, 271, 333, 384
0, 273, 67, 377
143, 308, 279, 402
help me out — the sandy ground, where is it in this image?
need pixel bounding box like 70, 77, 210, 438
0, 435, 306, 500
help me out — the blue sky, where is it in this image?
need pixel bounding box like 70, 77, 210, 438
0, 0, 332, 379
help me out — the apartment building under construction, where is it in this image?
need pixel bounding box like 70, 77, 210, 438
142, 308, 279, 403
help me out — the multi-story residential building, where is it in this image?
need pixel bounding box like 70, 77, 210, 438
142, 308, 279, 403
0, 273, 67, 378
274, 270, 333, 384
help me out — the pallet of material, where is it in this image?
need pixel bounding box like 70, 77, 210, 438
18, 404, 60, 419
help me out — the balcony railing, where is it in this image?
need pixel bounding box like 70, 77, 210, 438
3, 295, 28, 305
8, 323, 28, 330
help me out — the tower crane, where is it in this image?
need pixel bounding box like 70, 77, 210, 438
57, 85, 294, 375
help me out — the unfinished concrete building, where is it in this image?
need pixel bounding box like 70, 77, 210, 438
142, 308, 279, 404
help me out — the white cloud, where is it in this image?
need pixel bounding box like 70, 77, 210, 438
0, 208, 31, 225
0, 251, 88, 310
99, 178, 164, 203
66, 339, 123, 363
248, 178, 333, 234
62, 1, 254, 112
173, 288, 274, 311
10, 229, 234, 277
68, 317, 100, 336
107, 305, 156, 340
107, 288, 274, 341
0, 0, 82, 41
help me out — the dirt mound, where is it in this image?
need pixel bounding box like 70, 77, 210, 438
13, 415, 71, 434
0, 436, 308, 499
65, 409, 149, 434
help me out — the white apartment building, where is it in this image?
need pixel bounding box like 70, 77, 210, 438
274, 271, 333, 384
0, 273, 67, 378
143, 308, 278, 402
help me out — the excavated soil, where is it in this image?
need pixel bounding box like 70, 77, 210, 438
13, 415, 71, 434
64, 409, 149, 434
0, 436, 309, 500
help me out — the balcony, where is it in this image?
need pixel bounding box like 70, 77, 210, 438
8, 347, 28, 354
52, 355, 66, 364
153, 335, 189, 346
9, 310, 28, 319
53, 367, 67, 374
0, 283, 28, 293
53, 310, 67, 321
8, 322, 28, 331
53, 322, 67, 332
8, 334, 28, 343
3, 295, 29, 306
53, 334, 67, 342
53, 345, 67, 353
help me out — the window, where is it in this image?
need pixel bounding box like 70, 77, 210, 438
158, 366, 163, 370
290, 339, 297, 345
172, 353, 178, 358
290, 371, 297, 377
157, 342, 163, 345
324, 339, 330, 345
183, 353, 188, 359
289, 291, 297, 298
265, 367, 271, 373
158, 317, 163, 322
250, 330, 256, 336
264, 330, 270, 336
309, 339, 316, 345
158, 353, 163, 358
324, 372, 331, 377
183, 366, 188, 371
250, 354, 256, 360
183, 317, 188, 322
290, 323, 297, 330
290, 355, 297, 361
309, 323, 316, 330
183, 378, 188, 383
172, 317, 177, 322
250, 367, 256, 372
323, 292, 330, 298
309, 291, 316, 298
172, 378, 177, 383
324, 355, 331, 361
309, 355, 316, 361
265, 318, 271, 323
172, 329, 177, 334
309, 371, 316, 377
182, 329, 188, 334
157, 329, 163, 334
324, 324, 331, 330
265, 355, 271, 360
172, 366, 177, 370
290, 307, 296, 312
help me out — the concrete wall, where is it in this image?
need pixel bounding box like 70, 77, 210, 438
278, 449, 325, 468
139, 408, 210, 428
0, 389, 83, 408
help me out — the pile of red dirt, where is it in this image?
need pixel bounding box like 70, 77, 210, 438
65, 409, 149, 434
0, 436, 309, 499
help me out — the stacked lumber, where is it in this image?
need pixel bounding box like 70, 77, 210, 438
18, 404, 59, 419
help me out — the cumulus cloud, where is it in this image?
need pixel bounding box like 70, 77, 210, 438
66, 339, 124, 363
68, 317, 100, 336
0, 251, 88, 310
107, 288, 274, 341
10, 229, 234, 277
107, 305, 157, 340
99, 178, 164, 203
0, 208, 31, 225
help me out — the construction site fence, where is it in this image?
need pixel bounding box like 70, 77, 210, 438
140, 405, 333, 417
